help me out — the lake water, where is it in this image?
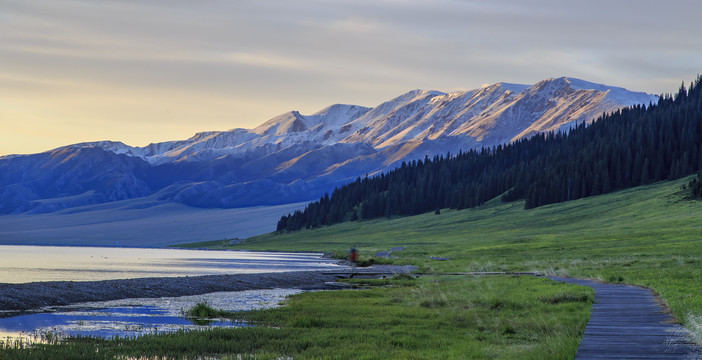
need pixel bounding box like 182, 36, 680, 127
0, 245, 340, 342
0, 288, 304, 342
0, 245, 339, 283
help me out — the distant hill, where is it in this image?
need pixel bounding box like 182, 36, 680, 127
0, 77, 657, 216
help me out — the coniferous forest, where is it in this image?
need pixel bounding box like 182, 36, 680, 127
277, 76, 702, 232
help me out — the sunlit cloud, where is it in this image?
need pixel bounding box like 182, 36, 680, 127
222, 52, 313, 70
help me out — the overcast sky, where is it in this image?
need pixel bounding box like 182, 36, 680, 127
1, 0, 701, 155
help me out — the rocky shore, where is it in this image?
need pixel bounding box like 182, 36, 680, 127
0, 265, 415, 314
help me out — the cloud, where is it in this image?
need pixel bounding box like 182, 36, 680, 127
1, 0, 701, 155
222, 52, 315, 71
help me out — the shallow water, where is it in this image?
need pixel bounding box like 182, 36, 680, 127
0, 288, 303, 341
0, 245, 338, 283
0, 245, 339, 342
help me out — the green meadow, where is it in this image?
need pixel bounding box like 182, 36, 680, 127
227, 176, 702, 335
0, 276, 592, 359
3, 176, 702, 359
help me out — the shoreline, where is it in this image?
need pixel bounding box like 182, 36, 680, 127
0, 265, 415, 315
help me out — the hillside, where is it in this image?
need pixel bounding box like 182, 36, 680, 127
216, 176, 702, 340
223, 177, 702, 262
277, 76, 701, 231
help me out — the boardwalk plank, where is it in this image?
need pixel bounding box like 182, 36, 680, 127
550, 277, 702, 359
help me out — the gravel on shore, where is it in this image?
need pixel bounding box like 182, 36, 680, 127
0, 265, 415, 314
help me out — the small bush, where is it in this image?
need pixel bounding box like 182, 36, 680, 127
419, 299, 448, 308
184, 302, 234, 321
501, 324, 516, 335
540, 292, 593, 305
488, 298, 505, 310
607, 275, 625, 283
687, 171, 702, 199
357, 258, 375, 267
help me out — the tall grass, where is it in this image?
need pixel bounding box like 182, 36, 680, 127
1, 276, 592, 359
226, 177, 702, 339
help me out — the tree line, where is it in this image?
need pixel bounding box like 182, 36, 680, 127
277, 76, 702, 232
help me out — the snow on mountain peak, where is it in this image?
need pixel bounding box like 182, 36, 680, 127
309, 104, 372, 126
252, 111, 308, 136
0, 76, 663, 217
187, 131, 222, 142
45, 76, 657, 167
566, 77, 658, 106
492, 82, 530, 94
386, 89, 446, 105
530, 77, 574, 95
59, 140, 133, 155
422, 90, 448, 97
536, 77, 658, 106
564, 77, 610, 91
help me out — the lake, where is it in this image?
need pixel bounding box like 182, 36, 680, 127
0, 245, 339, 283
0, 245, 340, 341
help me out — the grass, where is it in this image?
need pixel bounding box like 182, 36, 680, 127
4, 176, 702, 358
222, 176, 702, 328
181, 301, 239, 326
183, 302, 235, 319
231, 275, 592, 359
0, 275, 592, 360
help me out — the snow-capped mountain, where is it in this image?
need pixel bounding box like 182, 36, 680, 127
0, 77, 658, 215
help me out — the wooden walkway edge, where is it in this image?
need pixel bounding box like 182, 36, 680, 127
551, 277, 702, 360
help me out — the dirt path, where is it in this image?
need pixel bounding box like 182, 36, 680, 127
552, 277, 702, 359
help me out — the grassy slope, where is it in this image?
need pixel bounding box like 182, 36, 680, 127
224, 176, 702, 337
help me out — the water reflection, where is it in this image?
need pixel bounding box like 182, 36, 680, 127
0, 288, 302, 342
0, 245, 338, 283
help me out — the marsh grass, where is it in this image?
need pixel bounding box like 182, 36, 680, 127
0, 276, 591, 359
231, 275, 592, 359
183, 302, 235, 320
181, 302, 239, 326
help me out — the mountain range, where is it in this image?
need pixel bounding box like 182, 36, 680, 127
0, 77, 658, 217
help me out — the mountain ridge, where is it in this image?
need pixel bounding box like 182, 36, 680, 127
276, 76, 702, 231
0, 76, 658, 216
21, 76, 656, 163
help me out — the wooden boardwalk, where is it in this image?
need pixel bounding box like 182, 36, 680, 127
551, 277, 702, 359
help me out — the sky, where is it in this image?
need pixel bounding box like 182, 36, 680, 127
1, 0, 701, 156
